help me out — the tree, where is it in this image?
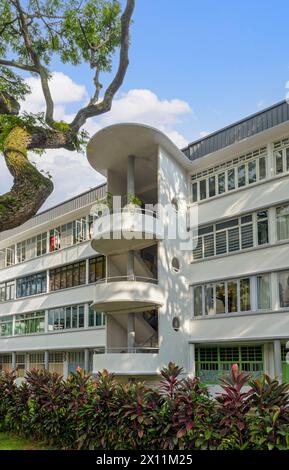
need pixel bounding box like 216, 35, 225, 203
0, 0, 135, 233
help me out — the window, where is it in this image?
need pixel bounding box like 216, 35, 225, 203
0, 246, 15, 269
208, 176, 216, 197
0, 355, 12, 372
238, 164, 246, 187
15, 311, 45, 335
0, 316, 13, 336
89, 256, 106, 283
88, 307, 105, 327
278, 271, 289, 308
0, 281, 15, 302
17, 233, 47, 263
193, 277, 251, 316
275, 150, 284, 174
217, 173, 226, 194
192, 210, 267, 261
50, 261, 86, 291
191, 148, 267, 202
257, 211, 268, 245
193, 286, 202, 317
16, 272, 46, 298
276, 205, 289, 241
196, 345, 263, 384
29, 353, 45, 370
228, 168, 235, 191
248, 160, 256, 183
199, 179, 207, 200
48, 304, 85, 331
257, 274, 271, 310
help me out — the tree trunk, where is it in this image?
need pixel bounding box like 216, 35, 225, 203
0, 126, 53, 232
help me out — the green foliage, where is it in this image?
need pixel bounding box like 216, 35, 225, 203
0, 365, 288, 450
0, 67, 31, 101
0, 1, 122, 69
127, 193, 143, 207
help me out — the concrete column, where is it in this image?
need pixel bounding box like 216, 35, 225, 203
84, 348, 90, 372
273, 340, 282, 383
187, 343, 196, 378
12, 352, 16, 370
44, 350, 49, 370
127, 313, 136, 351
127, 154, 135, 197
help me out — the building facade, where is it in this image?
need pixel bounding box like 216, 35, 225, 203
1, 101, 289, 388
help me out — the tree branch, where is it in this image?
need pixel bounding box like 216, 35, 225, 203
14, 0, 55, 126
70, 0, 135, 131
0, 58, 38, 73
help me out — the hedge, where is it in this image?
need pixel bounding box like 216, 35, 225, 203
0, 362, 289, 450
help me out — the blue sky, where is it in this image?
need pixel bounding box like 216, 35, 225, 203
2, 0, 289, 209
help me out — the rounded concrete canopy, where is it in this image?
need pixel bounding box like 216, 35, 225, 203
86, 123, 191, 176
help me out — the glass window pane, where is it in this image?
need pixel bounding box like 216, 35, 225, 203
208, 176, 216, 198
276, 205, 289, 241
275, 150, 283, 174
228, 281, 238, 313
72, 306, 78, 328
240, 278, 251, 311
259, 157, 266, 180
257, 275, 271, 310
216, 283, 225, 314
238, 164, 246, 187
217, 173, 225, 194
193, 286, 203, 317
248, 160, 257, 184
88, 308, 95, 326
228, 168, 235, 191
278, 271, 289, 308
192, 183, 198, 202
193, 237, 203, 260
65, 307, 71, 329
78, 306, 84, 328
257, 215, 268, 245
205, 284, 214, 315
200, 179, 207, 200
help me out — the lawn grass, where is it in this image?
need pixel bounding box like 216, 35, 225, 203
0, 432, 51, 450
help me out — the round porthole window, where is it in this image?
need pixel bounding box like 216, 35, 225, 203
171, 197, 178, 212
171, 257, 180, 273
172, 317, 180, 331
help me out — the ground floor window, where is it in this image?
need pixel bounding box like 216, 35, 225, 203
68, 351, 85, 374
195, 345, 264, 384
49, 352, 64, 375
0, 354, 12, 372
29, 353, 45, 371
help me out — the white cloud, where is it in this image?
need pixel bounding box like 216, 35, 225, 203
22, 71, 87, 114
2, 74, 192, 210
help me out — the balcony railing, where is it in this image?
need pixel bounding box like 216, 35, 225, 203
94, 347, 159, 354
96, 275, 158, 285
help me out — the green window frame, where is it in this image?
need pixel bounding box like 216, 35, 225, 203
195, 345, 264, 384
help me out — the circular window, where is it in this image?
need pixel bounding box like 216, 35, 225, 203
171, 257, 180, 273
171, 197, 178, 212
172, 317, 180, 331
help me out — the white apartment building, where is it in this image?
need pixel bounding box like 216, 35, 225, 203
1, 100, 289, 387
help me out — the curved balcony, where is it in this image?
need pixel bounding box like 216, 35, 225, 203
91, 208, 163, 255
90, 275, 164, 313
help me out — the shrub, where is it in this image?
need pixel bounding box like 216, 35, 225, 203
0, 363, 289, 450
